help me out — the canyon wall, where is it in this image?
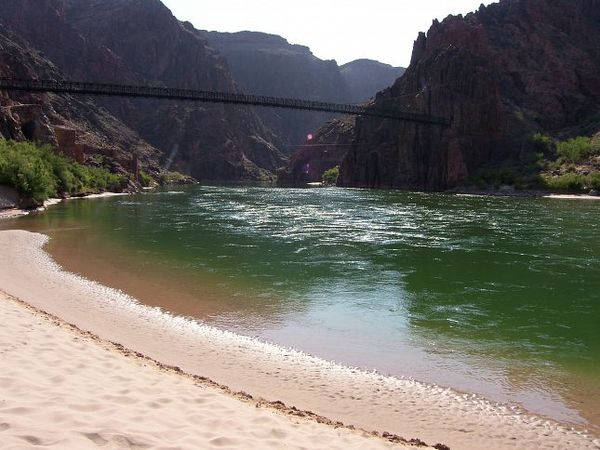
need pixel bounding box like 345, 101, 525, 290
0, 25, 161, 178
203, 31, 404, 152
0, 0, 286, 181
337, 0, 600, 189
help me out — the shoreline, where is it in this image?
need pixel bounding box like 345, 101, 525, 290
0, 229, 597, 449
447, 188, 600, 200
0, 191, 129, 220
0, 290, 411, 449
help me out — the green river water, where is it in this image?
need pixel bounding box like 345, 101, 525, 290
4, 186, 599, 430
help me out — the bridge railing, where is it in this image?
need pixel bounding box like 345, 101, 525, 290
0, 78, 451, 126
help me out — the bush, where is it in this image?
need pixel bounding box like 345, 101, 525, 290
556, 136, 594, 162
159, 170, 191, 185
0, 141, 58, 202
0, 139, 124, 203
138, 170, 153, 187
592, 134, 600, 155
470, 168, 519, 188
529, 133, 555, 156
541, 173, 600, 192
322, 166, 339, 186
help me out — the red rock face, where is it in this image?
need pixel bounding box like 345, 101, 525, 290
339, 0, 600, 189
277, 117, 355, 185
0, 0, 286, 181
0, 26, 161, 176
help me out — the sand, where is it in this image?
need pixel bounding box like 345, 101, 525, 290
0, 229, 598, 450
0, 193, 128, 221
544, 194, 600, 200
0, 208, 28, 220
0, 293, 405, 449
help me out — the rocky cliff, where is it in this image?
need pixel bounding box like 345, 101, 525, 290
0, 25, 161, 179
337, 0, 600, 189
0, 0, 286, 182
277, 116, 355, 185
202, 31, 404, 152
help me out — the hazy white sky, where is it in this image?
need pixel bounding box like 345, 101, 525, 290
161, 0, 497, 67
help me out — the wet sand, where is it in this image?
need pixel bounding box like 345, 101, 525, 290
0, 229, 598, 449
0, 193, 127, 220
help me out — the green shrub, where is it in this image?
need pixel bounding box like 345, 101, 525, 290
138, 170, 153, 187
470, 168, 519, 188
541, 173, 600, 192
556, 136, 594, 162
0, 139, 124, 203
529, 133, 555, 156
592, 135, 600, 155
322, 166, 340, 186
159, 170, 190, 185
0, 140, 58, 202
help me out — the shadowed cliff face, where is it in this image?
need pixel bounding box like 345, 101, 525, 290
0, 26, 162, 177
202, 31, 347, 153
0, 0, 287, 181
202, 31, 405, 152
338, 0, 600, 190
277, 117, 355, 185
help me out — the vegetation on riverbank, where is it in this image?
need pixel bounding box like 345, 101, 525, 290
322, 166, 340, 186
0, 140, 124, 204
469, 134, 600, 193
139, 169, 197, 188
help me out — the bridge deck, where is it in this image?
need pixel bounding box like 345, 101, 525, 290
0, 78, 451, 126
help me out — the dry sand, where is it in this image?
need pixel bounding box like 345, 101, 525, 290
0, 293, 406, 450
0, 229, 598, 450
544, 194, 600, 200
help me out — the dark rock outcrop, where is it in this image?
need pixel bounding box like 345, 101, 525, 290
0, 0, 286, 181
338, 0, 600, 190
277, 116, 355, 185
0, 186, 19, 209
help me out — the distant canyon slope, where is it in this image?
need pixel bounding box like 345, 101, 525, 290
315, 0, 600, 190
0, 0, 403, 182
202, 31, 404, 149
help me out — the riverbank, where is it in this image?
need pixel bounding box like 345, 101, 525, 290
0, 291, 408, 449
448, 186, 600, 200
0, 229, 597, 450
544, 193, 600, 200
0, 192, 128, 220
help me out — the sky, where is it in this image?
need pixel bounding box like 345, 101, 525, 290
161, 0, 497, 67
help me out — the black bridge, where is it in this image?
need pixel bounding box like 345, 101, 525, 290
0, 78, 450, 126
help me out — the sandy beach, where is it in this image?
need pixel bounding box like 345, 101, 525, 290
0, 292, 412, 449
0, 229, 598, 450
543, 194, 600, 200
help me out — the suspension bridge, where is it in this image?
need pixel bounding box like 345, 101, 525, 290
0, 78, 451, 127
